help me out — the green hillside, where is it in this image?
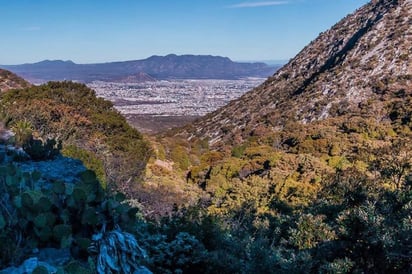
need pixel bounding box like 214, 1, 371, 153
0, 81, 151, 190
0, 69, 31, 92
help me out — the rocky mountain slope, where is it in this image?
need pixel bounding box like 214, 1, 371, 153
0, 69, 31, 92
0, 54, 279, 83
183, 0, 411, 147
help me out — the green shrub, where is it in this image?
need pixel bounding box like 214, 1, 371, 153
11, 120, 33, 146
171, 146, 190, 170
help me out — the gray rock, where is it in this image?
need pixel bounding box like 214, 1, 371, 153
0, 257, 58, 274
0, 129, 14, 142
38, 248, 71, 266
0, 145, 29, 163
17, 155, 86, 184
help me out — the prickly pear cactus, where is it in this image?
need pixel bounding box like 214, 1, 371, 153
0, 148, 147, 272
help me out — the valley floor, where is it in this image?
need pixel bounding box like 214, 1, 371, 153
125, 114, 199, 134
88, 78, 265, 133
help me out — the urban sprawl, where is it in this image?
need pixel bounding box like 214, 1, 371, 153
88, 79, 265, 117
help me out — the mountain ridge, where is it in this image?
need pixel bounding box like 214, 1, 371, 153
181, 0, 411, 147
0, 54, 280, 83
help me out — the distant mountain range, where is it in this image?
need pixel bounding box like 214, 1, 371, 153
0, 54, 281, 83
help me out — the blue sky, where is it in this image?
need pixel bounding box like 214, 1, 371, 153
0, 0, 369, 64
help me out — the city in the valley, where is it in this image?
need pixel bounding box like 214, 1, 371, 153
88, 78, 265, 133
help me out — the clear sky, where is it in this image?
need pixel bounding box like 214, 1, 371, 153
0, 0, 369, 64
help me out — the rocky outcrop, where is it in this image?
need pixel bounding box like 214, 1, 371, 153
0, 249, 71, 274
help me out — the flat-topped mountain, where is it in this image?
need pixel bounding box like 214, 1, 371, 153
0, 54, 280, 83
183, 0, 411, 146
0, 69, 31, 92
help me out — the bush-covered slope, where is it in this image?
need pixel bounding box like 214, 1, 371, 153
0, 81, 151, 190
0, 69, 31, 92
179, 0, 412, 147
147, 112, 412, 272
139, 0, 412, 272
